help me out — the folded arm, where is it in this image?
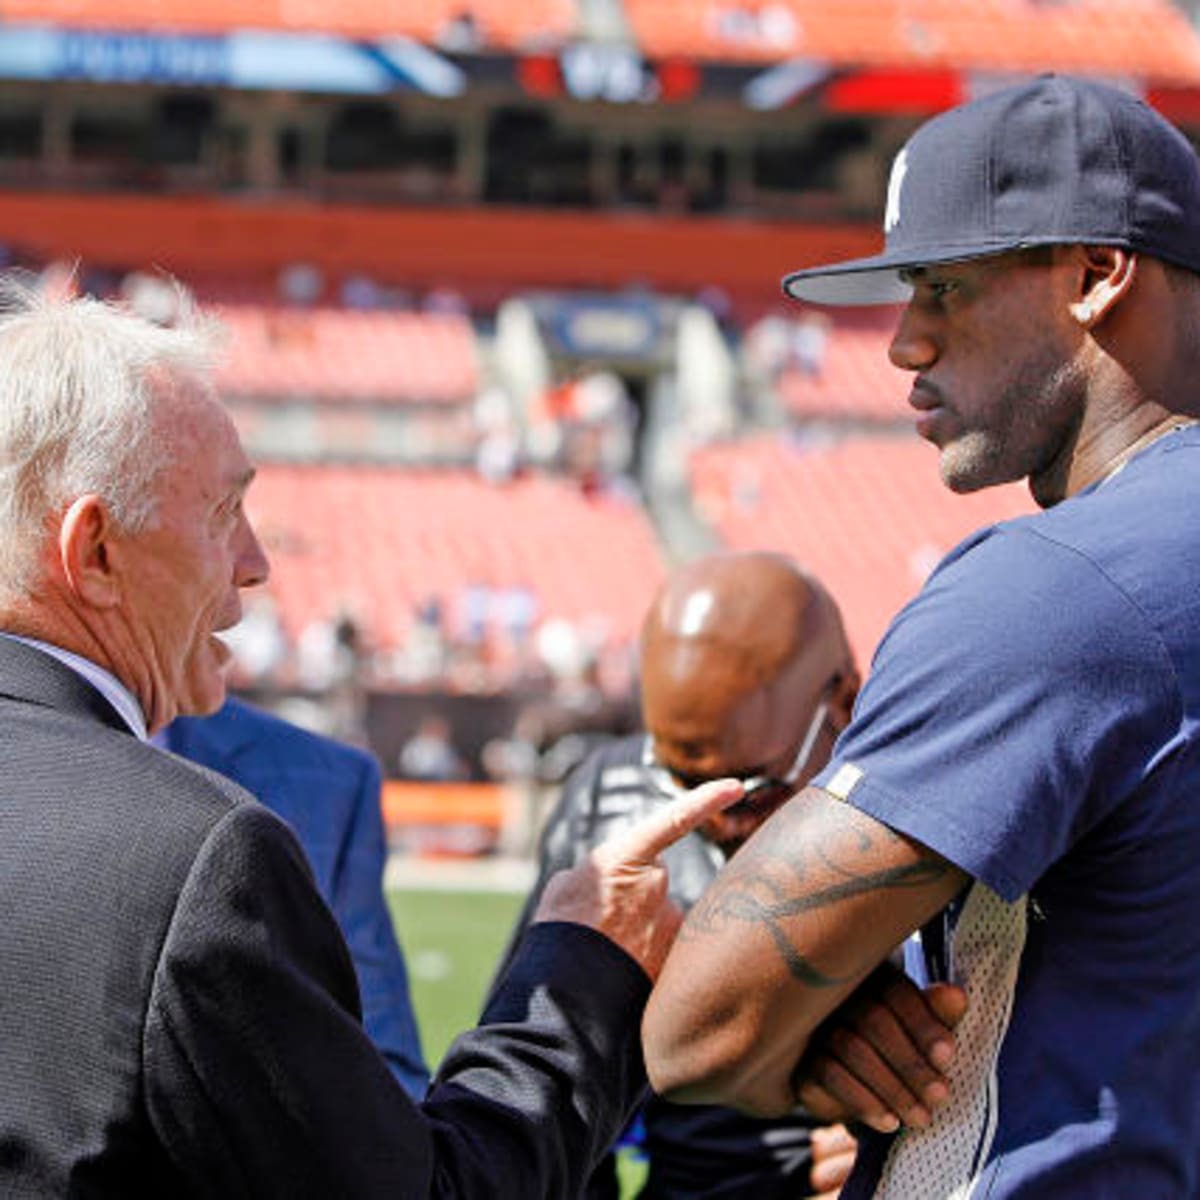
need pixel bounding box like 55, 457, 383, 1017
642, 785, 966, 1117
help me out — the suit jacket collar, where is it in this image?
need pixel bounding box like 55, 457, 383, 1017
0, 634, 133, 736
164, 699, 258, 764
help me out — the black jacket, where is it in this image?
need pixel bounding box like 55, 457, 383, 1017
0, 636, 650, 1198
493, 733, 817, 1200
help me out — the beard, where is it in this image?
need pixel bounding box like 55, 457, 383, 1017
937, 351, 1086, 502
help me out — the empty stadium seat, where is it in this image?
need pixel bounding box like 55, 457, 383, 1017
624, 0, 1200, 80
1, 0, 577, 51
690, 430, 1036, 664
214, 305, 479, 404
243, 464, 664, 682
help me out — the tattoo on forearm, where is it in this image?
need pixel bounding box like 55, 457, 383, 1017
680, 809, 950, 986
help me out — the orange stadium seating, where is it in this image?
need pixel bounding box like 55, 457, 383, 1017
213, 305, 479, 404
690, 431, 1036, 666
775, 308, 908, 422
624, 0, 1200, 80
0, 0, 576, 50
244, 464, 664, 669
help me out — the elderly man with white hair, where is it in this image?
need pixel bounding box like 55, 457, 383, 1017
0, 278, 744, 1198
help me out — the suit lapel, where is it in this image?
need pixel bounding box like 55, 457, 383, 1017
0, 634, 133, 735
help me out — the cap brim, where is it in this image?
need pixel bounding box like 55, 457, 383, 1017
783, 242, 1027, 306
783, 261, 913, 306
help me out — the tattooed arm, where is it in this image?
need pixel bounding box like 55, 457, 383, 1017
642, 785, 966, 1117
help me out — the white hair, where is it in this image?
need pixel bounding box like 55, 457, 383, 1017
0, 275, 223, 604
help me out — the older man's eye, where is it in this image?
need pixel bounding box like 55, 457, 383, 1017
929, 279, 959, 299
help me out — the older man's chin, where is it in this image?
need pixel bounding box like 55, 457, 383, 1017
174, 634, 235, 722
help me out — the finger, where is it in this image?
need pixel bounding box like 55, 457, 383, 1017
799, 1054, 903, 1135
925, 981, 969, 1030
876, 975, 963, 1075
845, 993, 951, 1109
810, 1147, 857, 1193
825, 1022, 938, 1127
811, 1123, 857, 1160
794, 1078, 852, 1125
597, 778, 744, 863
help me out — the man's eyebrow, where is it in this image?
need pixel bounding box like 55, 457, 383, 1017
216, 467, 256, 505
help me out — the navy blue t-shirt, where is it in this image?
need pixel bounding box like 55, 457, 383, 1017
815, 428, 1200, 1198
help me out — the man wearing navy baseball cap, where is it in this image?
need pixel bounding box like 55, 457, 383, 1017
645, 75, 1200, 1197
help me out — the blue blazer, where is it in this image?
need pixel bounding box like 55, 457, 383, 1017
164, 697, 429, 1098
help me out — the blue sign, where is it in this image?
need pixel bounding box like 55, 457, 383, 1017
58, 30, 227, 84
547, 294, 664, 361
0, 25, 465, 95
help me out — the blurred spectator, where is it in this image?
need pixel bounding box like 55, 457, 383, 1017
791, 311, 832, 378
297, 607, 362, 692
473, 384, 521, 485
119, 270, 181, 327
221, 593, 289, 684
298, 618, 340, 691
710, 1, 798, 49
743, 313, 792, 385
437, 8, 484, 52
340, 272, 383, 310
423, 286, 468, 315
455, 580, 492, 654
496, 584, 538, 662
535, 616, 590, 684
333, 609, 364, 672
397, 595, 450, 683
278, 262, 324, 306
398, 714, 470, 782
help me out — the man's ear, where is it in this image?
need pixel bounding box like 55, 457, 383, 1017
59, 495, 120, 608
1069, 245, 1138, 329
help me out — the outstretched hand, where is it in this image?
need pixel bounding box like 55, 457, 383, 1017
534, 779, 744, 980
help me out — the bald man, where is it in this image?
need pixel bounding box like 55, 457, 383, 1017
490, 552, 860, 1199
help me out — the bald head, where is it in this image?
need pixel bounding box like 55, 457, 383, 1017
640, 553, 857, 831
643, 552, 848, 706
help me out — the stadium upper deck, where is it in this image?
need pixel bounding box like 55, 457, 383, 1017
4, 0, 1198, 86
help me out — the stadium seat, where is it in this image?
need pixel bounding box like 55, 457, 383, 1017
244, 464, 664, 680
689, 430, 1035, 664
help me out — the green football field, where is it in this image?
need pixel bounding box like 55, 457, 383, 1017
387, 887, 648, 1196
388, 887, 523, 1065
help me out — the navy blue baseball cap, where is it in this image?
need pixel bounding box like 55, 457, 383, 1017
783, 74, 1200, 306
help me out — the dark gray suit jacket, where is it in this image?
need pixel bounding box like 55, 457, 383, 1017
0, 636, 651, 1197
163, 698, 430, 1099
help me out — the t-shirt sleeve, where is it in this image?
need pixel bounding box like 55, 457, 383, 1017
813, 525, 1181, 901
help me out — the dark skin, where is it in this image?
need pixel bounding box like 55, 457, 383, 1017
644, 245, 1199, 1120
641, 553, 966, 1136
641, 553, 857, 855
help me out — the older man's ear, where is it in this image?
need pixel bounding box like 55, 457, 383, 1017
58, 494, 121, 608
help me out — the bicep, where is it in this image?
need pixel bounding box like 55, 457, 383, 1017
643, 786, 965, 1116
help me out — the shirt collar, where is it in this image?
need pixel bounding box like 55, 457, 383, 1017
0, 632, 148, 740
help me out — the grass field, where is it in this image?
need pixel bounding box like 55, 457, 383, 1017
388, 887, 523, 1065
388, 886, 649, 1196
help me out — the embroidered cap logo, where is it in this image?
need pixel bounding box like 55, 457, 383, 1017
884, 148, 908, 235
